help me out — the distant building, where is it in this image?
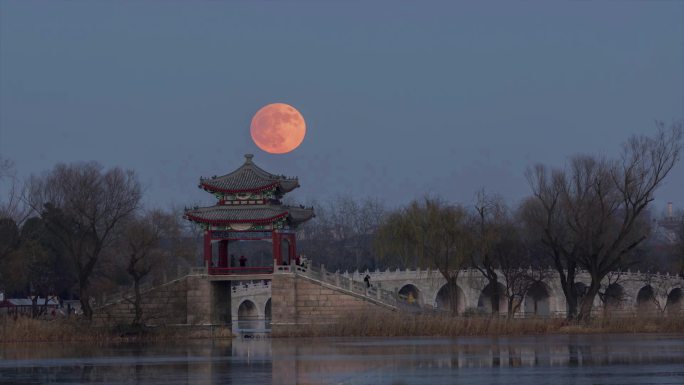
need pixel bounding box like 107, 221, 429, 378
184, 154, 314, 272
657, 202, 683, 244
0, 296, 60, 316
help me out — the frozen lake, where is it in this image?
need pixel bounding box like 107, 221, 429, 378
1, 333, 683, 384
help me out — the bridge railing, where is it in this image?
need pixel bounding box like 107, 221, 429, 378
99, 266, 191, 306
290, 264, 400, 307
209, 266, 274, 275
232, 280, 271, 295
190, 267, 208, 275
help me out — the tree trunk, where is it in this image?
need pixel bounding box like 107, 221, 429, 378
507, 296, 521, 319
565, 289, 578, 320
554, 260, 578, 320
132, 278, 143, 329
80, 282, 92, 320
447, 278, 460, 316
489, 277, 500, 317
577, 280, 601, 323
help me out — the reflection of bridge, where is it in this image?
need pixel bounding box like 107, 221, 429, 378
95, 264, 683, 334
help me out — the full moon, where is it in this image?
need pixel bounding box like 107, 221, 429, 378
250, 103, 306, 154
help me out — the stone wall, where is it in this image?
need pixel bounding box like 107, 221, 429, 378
185, 276, 210, 325
93, 275, 230, 327
94, 277, 189, 327
271, 272, 393, 334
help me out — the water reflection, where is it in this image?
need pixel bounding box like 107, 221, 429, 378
1, 334, 683, 384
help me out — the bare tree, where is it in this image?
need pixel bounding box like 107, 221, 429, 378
526, 123, 682, 321
26, 162, 142, 319
375, 198, 471, 314
119, 209, 178, 329
469, 191, 509, 316
0, 217, 20, 264
497, 229, 552, 318
468, 191, 552, 318
296, 195, 386, 271
0, 159, 25, 286
523, 169, 584, 319
0, 158, 25, 220
678, 225, 684, 279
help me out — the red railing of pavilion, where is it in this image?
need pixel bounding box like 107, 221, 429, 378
208, 266, 274, 275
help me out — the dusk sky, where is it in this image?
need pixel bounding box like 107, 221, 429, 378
1, 1, 683, 211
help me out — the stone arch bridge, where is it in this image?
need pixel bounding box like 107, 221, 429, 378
351, 267, 684, 317
227, 266, 683, 334
95, 265, 683, 334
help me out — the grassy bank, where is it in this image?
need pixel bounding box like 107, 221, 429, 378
0, 317, 232, 343
273, 312, 684, 338
3, 314, 682, 342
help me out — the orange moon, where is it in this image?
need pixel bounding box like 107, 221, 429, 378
250, 103, 306, 154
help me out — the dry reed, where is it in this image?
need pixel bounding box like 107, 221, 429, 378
3, 313, 681, 342
0, 317, 232, 343
273, 312, 684, 338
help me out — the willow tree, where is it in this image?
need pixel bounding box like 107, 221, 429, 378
375, 198, 470, 314
27, 162, 141, 319
526, 122, 682, 321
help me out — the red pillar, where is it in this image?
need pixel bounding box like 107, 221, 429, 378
218, 240, 228, 268
288, 234, 296, 263
203, 230, 212, 268
272, 232, 281, 265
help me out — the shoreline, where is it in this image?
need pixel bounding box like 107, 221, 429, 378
2, 313, 683, 343
270, 312, 684, 338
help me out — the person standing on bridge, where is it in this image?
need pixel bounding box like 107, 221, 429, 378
239, 255, 247, 267
364, 274, 371, 289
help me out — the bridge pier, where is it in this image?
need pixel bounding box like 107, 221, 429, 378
186, 276, 231, 325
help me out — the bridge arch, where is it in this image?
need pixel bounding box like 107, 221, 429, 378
636, 285, 658, 313
237, 299, 259, 330
604, 283, 625, 311
398, 284, 421, 306
666, 288, 683, 315
574, 282, 588, 299
524, 281, 551, 317
434, 283, 465, 314
478, 282, 508, 315
265, 298, 272, 321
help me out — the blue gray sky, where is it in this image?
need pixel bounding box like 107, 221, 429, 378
1, 1, 683, 211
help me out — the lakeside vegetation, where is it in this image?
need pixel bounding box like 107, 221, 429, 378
2, 312, 682, 343
0, 317, 232, 344
274, 312, 684, 338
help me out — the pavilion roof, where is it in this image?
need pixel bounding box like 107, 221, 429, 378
199, 154, 299, 194
184, 204, 314, 226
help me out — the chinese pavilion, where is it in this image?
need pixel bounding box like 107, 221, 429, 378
184, 154, 314, 274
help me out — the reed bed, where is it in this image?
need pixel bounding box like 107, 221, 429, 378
0, 317, 232, 343
273, 312, 684, 338
3, 313, 682, 342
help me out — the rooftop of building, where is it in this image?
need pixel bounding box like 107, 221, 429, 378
184, 204, 314, 226
199, 154, 299, 194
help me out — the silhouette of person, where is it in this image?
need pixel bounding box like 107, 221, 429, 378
239, 255, 247, 267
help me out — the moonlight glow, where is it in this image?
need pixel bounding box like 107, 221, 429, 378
250, 103, 306, 154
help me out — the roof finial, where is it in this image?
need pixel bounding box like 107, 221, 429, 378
244, 154, 254, 163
